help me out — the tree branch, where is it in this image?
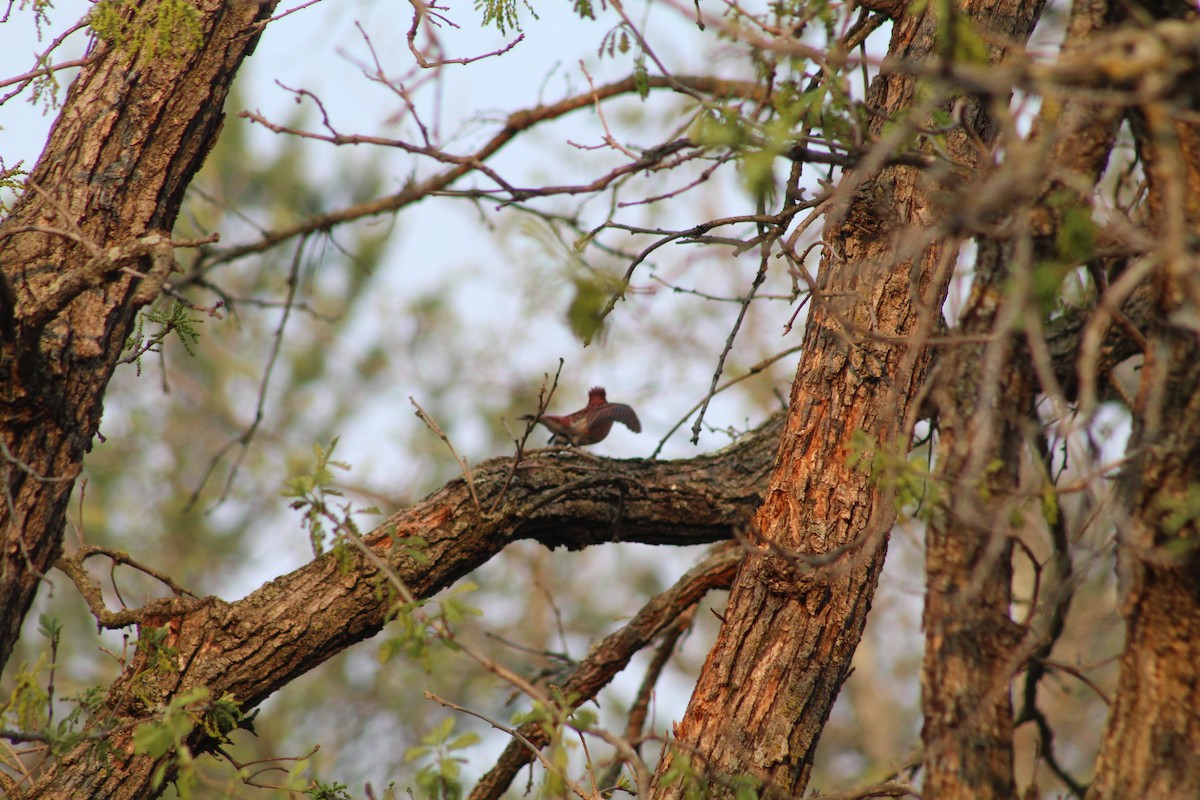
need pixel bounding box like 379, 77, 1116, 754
469, 543, 741, 800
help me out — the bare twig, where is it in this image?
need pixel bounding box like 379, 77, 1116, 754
0, 19, 94, 104
427, 692, 593, 800
468, 543, 740, 800
690, 255, 771, 444
185, 234, 306, 511
487, 359, 565, 515
411, 397, 483, 518
595, 605, 695, 793
54, 546, 201, 629
652, 344, 801, 458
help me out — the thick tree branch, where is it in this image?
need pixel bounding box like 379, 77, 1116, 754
29, 426, 776, 799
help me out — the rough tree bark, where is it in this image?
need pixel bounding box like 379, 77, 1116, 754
1089, 3, 1200, 793
921, 1, 1124, 792
25, 431, 777, 799
922, 238, 1035, 800
648, 0, 1044, 796
0, 0, 280, 674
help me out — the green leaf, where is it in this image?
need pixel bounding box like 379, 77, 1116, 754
1057, 204, 1096, 263
448, 731, 481, 750
634, 62, 650, 99
566, 273, 609, 343
133, 720, 179, 759
692, 109, 746, 148
37, 614, 63, 640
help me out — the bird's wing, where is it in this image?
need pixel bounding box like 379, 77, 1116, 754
595, 403, 641, 433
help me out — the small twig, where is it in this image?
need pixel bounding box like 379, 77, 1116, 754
185, 234, 307, 511
254, 0, 326, 29
0, 19, 95, 103
411, 397, 483, 518
487, 360, 564, 515
406, 0, 523, 69
44, 622, 58, 731
212, 744, 321, 790
427, 692, 593, 800
1011, 431, 1086, 797
350, 22, 435, 145
54, 546, 201, 628
805, 779, 920, 799
109, 556, 127, 611
574, 61, 640, 160
0, 437, 78, 484
76, 546, 199, 598
215, 75, 762, 269
1021, 702, 1088, 798
468, 544, 740, 800
650, 273, 795, 303
652, 344, 801, 458
1034, 658, 1113, 706
596, 607, 694, 793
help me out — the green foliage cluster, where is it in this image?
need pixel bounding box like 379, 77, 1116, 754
568, 269, 630, 344
508, 688, 599, 798
123, 300, 205, 374
910, 0, 990, 64
0, 616, 108, 762
0, 161, 28, 214
660, 749, 762, 800
2, 616, 248, 796
283, 442, 486, 673
132, 686, 243, 798
1155, 484, 1200, 545
377, 583, 482, 672
22, 0, 54, 38
404, 717, 481, 800
1028, 190, 1098, 315
475, 0, 538, 35
848, 430, 941, 517
282, 438, 366, 558
25, 76, 60, 113
89, 0, 204, 60
692, 78, 860, 201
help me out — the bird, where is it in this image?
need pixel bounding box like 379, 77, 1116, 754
521, 386, 642, 446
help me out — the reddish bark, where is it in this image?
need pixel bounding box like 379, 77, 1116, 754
648, 1, 1048, 796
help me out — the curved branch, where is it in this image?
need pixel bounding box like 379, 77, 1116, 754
201, 75, 763, 269
32, 422, 778, 798
469, 542, 741, 800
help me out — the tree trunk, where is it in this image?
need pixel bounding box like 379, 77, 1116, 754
921, 1, 1124, 789
1089, 13, 1200, 793
0, 0, 280, 674
648, 1, 1046, 797
922, 235, 1032, 800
